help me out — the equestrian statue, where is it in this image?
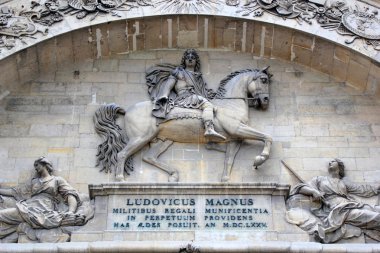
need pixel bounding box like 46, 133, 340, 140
94, 49, 273, 182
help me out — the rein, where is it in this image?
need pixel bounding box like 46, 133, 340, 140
216, 93, 267, 100
216, 97, 257, 100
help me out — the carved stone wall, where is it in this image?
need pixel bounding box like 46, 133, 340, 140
1, 46, 380, 200
1, 13, 380, 247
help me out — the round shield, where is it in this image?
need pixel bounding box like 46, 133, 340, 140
342, 11, 380, 40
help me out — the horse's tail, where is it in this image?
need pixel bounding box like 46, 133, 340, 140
93, 103, 133, 175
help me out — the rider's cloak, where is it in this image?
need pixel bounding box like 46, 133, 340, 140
146, 64, 215, 119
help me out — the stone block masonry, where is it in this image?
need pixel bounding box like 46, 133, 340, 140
0, 49, 379, 195
0, 47, 380, 245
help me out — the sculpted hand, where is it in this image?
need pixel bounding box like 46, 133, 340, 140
61, 211, 86, 226
312, 191, 325, 202
75, 214, 86, 226
61, 211, 77, 226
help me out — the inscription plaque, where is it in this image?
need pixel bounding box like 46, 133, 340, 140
83, 183, 290, 241
109, 196, 271, 231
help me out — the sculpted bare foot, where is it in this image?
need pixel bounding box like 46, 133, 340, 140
168, 171, 179, 182
115, 174, 125, 182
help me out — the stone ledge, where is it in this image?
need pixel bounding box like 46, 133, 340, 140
89, 183, 291, 199
1, 241, 380, 253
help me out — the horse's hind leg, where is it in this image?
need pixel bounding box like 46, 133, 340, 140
116, 136, 153, 181
221, 141, 242, 182
234, 123, 272, 168
142, 139, 178, 182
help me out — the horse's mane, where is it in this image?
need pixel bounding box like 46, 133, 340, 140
215, 69, 259, 98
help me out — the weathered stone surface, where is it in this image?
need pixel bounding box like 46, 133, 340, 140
119, 59, 146, 72
214, 17, 236, 50
108, 21, 128, 55
346, 57, 370, 91
37, 38, 57, 75
292, 31, 314, 49
72, 29, 95, 63
162, 16, 178, 49
311, 38, 334, 75
332, 57, 348, 82
334, 46, 351, 63
144, 17, 163, 50
272, 26, 292, 61
56, 33, 75, 71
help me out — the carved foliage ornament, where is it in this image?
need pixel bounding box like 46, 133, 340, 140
0, 0, 379, 52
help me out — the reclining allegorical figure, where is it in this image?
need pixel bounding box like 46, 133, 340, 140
0, 157, 94, 243
286, 158, 380, 243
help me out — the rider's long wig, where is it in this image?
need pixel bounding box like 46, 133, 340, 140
94, 104, 133, 174
180, 48, 201, 72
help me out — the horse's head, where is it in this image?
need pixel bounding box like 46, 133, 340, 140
248, 67, 271, 110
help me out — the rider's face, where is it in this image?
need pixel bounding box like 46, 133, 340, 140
185, 53, 196, 68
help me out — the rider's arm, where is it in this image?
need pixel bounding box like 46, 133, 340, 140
165, 76, 177, 92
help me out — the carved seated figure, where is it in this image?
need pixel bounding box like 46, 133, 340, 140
286, 159, 380, 243
0, 157, 94, 243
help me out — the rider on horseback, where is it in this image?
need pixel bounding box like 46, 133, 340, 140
146, 49, 226, 141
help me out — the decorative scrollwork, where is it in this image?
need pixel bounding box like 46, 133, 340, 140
0, 0, 379, 52
237, 0, 380, 50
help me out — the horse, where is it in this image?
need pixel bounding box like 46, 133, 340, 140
94, 67, 273, 182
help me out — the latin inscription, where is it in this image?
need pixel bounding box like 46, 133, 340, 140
109, 196, 271, 231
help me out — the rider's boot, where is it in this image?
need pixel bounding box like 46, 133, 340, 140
204, 120, 226, 141
202, 103, 226, 141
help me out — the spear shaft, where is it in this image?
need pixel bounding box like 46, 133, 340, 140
281, 160, 305, 183
281, 160, 330, 208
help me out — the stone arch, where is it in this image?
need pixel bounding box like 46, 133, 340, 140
0, 15, 379, 98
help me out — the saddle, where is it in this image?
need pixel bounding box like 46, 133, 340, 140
157, 107, 202, 124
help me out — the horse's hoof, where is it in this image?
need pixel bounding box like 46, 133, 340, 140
253, 155, 266, 167
168, 171, 179, 182
115, 175, 125, 182
221, 176, 230, 182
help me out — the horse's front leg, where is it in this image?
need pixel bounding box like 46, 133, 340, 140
234, 123, 272, 169
221, 141, 242, 182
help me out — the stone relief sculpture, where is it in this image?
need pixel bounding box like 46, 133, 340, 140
146, 49, 226, 141
0, 6, 48, 51
286, 158, 380, 243
156, 0, 222, 13
0, 157, 94, 243
239, 0, 380, 49
0, 0, 379, 53
94, 49, 272, 182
